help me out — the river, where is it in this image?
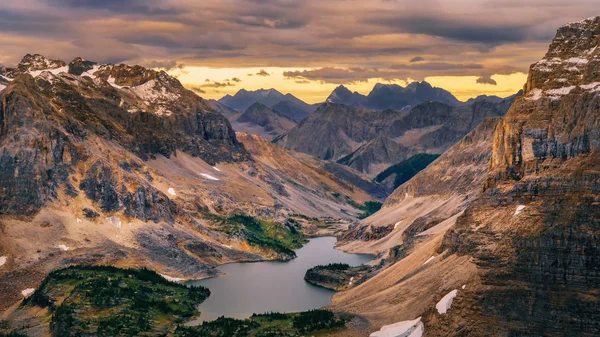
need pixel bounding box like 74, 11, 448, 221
187, 236, 372, 322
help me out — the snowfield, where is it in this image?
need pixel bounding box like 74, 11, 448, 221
168, 187, 176, 196
514, 205, 526, 216
21, 288, 35, 297
201, 173, 220, 181
436, 289, 458, 314
370, 317, 423, 337
422, 256, 435, 266
0, 256, 6, 267
160, 274, 184, 282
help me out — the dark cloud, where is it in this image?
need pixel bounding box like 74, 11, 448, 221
45, 0, 182, 15
284, 63, 486, 84
0, 0, 596, 82
186, 85, 206, 94
231, 77, 242, 82
202, 81, 236, 88
476, 75, 498, 85
284, 67, 400, 84
256, 69, 270, 76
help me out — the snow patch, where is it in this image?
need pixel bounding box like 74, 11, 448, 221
212, 166, 221, 172
201, 173, 220, 181
580, 82, 600, 90
527, 89, 542, 101
547, 86, 576, 96
462, 284, 466, 290
349, 276, 355, 285
514, 205, 526, 216
0, 84, 5, 91
567, 57, 589, 64
422, 256, 435, 266
370, 317, 423, 337
167, 187, 176, 196
107, 216, 122, 229
394, 221, 402, 229
29, 65, 68, 78
0, 256, 6, 267
107, 76, 122, 89
58, 244, 69, 251
160, 274, 184, 282
436, 289, 458, 314
80, 64, 100, 78
76, 218, 83, 223
22, 288, 35, 297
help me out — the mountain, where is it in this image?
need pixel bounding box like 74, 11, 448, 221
0, 54, 376, 313
463, 94, 503, 104
325, 81, 461, 110
275, 96, 514, 177
374, 153, 440, 190
219, 89, 317, 122
205, 98, 239, 120
231, 102, 297, 140
334, 16, 600, 337
326, 85, 368, 107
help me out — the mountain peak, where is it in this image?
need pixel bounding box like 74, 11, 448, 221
14, 54, 67, 76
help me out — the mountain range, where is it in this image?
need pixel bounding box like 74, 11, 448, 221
218, 88, 317, 122
275, 95, 516, 177
326, 81, 462, 110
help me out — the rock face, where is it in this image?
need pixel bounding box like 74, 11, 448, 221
0, 55, 244, 217
276, 97, 514, 177
326, 81, 461, 110
218, 88, 317, 122
231, 102, 297, 140
335, 17, 600, 337
427, 17, 600, 336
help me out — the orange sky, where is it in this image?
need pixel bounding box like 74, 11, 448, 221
0, 1, 597, 102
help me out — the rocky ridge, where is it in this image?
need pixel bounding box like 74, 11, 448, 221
326, 81, 462, 110
332, 16, 600, 337
219, 88, 317, 122
231, 102, 297, 140
276, 96, 514, 177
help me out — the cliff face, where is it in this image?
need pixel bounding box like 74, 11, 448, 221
0, 56, 243, 217
429, 17, 600, 336
334, 17, 600, 337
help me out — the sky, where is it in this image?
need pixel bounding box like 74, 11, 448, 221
0, 0, 599, 103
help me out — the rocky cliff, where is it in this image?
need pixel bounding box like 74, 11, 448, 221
333, 16, 600, 337
426, 16, 600, 336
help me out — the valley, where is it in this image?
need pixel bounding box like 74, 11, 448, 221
0, 9, 599, 337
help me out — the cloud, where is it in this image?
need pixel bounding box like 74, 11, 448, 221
203, 81, 236, 88
231, 77, 241, 82
476, 75, 498, 85
256, 69, 270, 76
186, 85, 206, 94
0, 0, 596, 87
284, 63, 486, 84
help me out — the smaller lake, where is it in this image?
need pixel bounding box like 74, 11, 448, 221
188, 236, 372, 322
